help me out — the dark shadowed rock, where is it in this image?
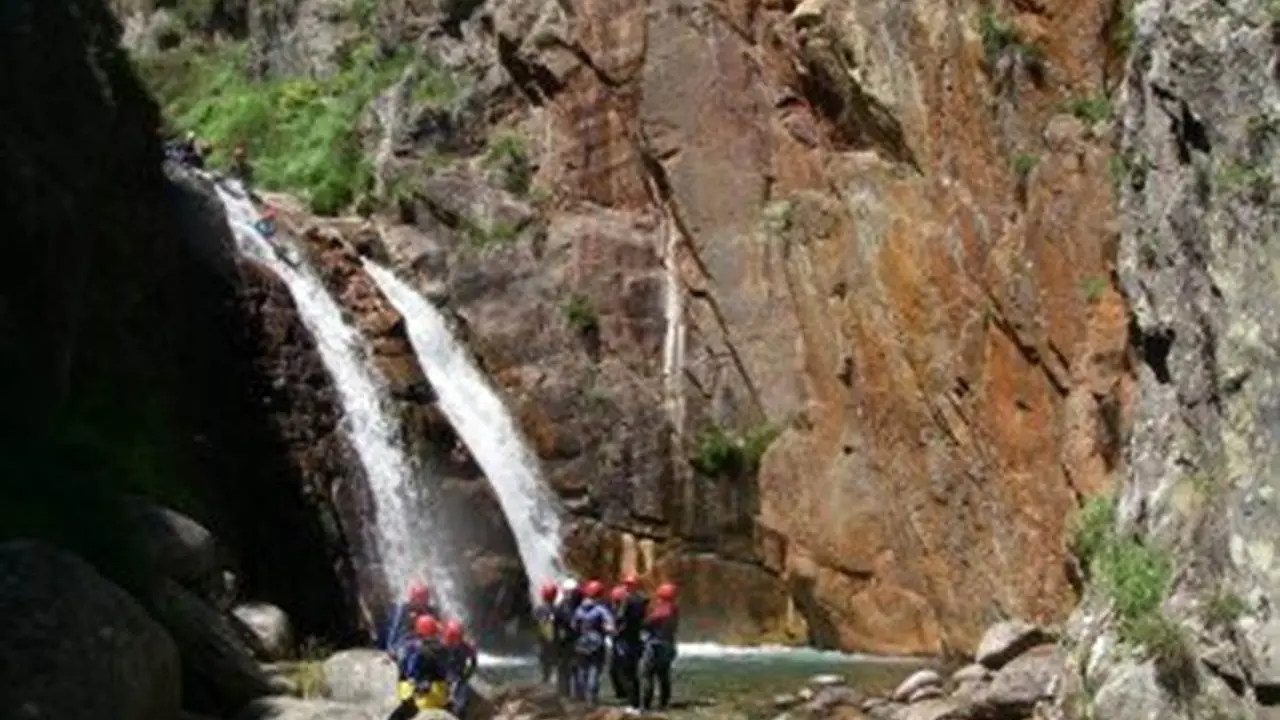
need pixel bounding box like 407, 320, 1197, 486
0, 541, 181, 720
124, 497, 220, 594
233, 602, 296, 661
151, 578, 275, 715
973, 620, 1054, 671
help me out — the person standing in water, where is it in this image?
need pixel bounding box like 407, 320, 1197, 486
607, 585, 629, 701
552, 578, 582, 698
570, 580, 615, 707
532, 581, 559, 684
614, 572, 649, 710
640, 582, 680, 712
440, 620, 479, 717
384, 583, 441, 657
387, 616, 450, 720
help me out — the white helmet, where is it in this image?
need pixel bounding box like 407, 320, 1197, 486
560, 578, 579, 594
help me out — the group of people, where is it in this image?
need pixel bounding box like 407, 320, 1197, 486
382, 583, 479, 719
533, 573, 681, 713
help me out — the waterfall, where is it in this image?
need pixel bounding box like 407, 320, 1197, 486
210, 181, 463, 618
364, 261, 568, 601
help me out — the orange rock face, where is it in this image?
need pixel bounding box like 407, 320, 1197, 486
503, 0, 1133, 654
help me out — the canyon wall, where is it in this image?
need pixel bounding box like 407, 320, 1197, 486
120, 0, 1141, 654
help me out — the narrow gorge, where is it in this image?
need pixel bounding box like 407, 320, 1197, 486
2, 0, 1278, 718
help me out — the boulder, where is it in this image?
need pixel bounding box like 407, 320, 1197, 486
124, 498, 220, 594
150, 578, 276, 715
322, 649, 399, 714
0, 540, 181, 720
963, 646, 1062, 719
234, 602, 295, 660
891, 669, 943, 702
235, 696, 446, 720
973, 620, 1054, 671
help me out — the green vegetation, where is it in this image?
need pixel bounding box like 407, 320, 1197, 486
1069, 96, 1113, 125
1012, 152, 1038, 179
979, 9, 1044, 69
1218, 160, 1274, 202
762, 200, 794, 238
483, 133, 534, 195
1202, 590, 1247, 629
1071, 492, 1196, 692
690, 422, 782, 477
466, 218, 522, 247
136, 41, 414, 214
564, 294, 599, 335
1080, 275, 1109, 304
1112, 0, 1136, 56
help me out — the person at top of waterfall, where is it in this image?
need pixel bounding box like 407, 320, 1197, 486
384, 582, 442, 655
607, 585, 630, 702
570, 579, 616, 706
613, 572, 650, 710
387, 615, 450, 720
533, 581, 559, 685
640, 582, 680, 712
229, 144, 254, 187
552, 577, 583, 698
440, 619, 479, 717
254, 205, 278, 239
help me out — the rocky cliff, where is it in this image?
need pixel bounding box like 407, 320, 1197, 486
1049, 0, 1280, 717
0, 0, 372, 644
121, 0, 1142, 654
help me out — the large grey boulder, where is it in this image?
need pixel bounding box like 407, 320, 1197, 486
0, 540, 181, 720
234, 602, 295, 661
151, 577, 275, 714
973, 620, 1053, 671
321, 649, 398, 714
235, 696, 450, 720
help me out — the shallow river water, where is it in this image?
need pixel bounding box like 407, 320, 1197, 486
477, 644, 933, 719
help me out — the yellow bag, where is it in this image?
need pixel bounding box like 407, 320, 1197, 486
538, 619, 555, 641
397, 680, 449, 710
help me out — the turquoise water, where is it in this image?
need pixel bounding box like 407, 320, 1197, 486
477, 644, 931, 718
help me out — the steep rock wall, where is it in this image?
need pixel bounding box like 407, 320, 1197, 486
0, 0, 369, 644
1053, 0, 1280, 717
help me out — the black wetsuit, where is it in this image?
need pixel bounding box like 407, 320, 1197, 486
640, 600, 679, 710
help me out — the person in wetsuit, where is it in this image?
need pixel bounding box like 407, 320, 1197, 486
387, 616, 449, 720
613, 573, 649, 710
552, 578, 582, 698
440, 620, 479, 717
384, 583, 442, 658
532, 581, 560, 684
607, 585, 629, 701
640, 582, 680, 712
570, 580, 615, 707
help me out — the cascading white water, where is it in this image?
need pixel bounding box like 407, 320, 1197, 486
364, 261, 568, 600
210, 181, 462, 618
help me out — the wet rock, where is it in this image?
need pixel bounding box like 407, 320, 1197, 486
233, 603, 295, 661
321, 649, 399, 714
234, 696, 418, 720
809, 673, 845, 687
950, 663, 990, 684
150, 578, 276, 715
906, 686, 943, 703
774, 693, 800, 708
891, 669, 942, 702
0, 541, 181, 720
974, 620, 1054, 671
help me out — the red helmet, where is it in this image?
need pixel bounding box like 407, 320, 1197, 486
656, 582, 677, 601
610, 586, 627, 603
408, 583, 430, 606
540, 581, 559, 603
443, 619, 464, 646
263, 206, 277, 219
621, 572, 639, 588
414, 615, 439, 639
583, 580, 604, 599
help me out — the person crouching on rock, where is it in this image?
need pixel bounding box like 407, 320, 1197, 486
614, 572, 650, 711
441, 620, 479, 717
570, 579, 615, 707
385, 582, 442, 657
552, 578, 583, 698
387, 616, 450, 720
640, 582, 680, 712
533, 581, 559, 685
607, 585, 629, 702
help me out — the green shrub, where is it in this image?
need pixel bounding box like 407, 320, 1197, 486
564, 294, 598, 335
1080, 275, 1109, 304
136, 41, 411, 215
690, 422, 781, 477
1069, 96, 1113, 124
1072, 492, 1116, 567
980, 9, 1044, 68
483, 133, 533, 195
